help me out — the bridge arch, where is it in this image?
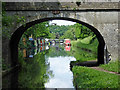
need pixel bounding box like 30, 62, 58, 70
10, 17, 105, 66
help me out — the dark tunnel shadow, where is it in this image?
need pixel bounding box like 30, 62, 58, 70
70, 60, 99, 71
9, 17, 105, 67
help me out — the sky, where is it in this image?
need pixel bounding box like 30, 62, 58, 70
49, 20, 76, 26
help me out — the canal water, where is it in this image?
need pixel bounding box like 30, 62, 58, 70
3, 43, 76, 89
20, 43, 76, 88
2, 42, 97, 89
45, 56, 75, 88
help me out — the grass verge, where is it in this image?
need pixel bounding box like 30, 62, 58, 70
69, 46, 97, 62
80, 36, 95, 44
100, 60, 119, 73
71, 37, 98, 53
70, 36, 98, 62
72, 66, 119, 88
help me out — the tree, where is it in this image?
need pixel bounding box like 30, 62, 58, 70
62, 29, 75, 40
74, 23, 95, 39
24, 22, 50, 39
19, 21, 51, 48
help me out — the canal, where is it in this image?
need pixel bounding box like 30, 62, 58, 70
3, 43, 77, 88
20, 43, 76, 88
2, 41, 98, 89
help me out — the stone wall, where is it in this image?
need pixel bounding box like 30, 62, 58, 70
3, 2, 119, 67
5, 2, 118, 10
5, 10, 118, 60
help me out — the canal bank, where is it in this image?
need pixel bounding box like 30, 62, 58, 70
72, 60, 119, 88
2, 35, 100, 88
2, 41, 118, 89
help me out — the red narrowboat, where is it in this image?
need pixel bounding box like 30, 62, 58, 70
64, 39, 71, 46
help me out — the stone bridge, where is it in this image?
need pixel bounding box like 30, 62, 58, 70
3, 2, 119, 67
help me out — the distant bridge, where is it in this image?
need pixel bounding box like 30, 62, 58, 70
48, 39, 64, 43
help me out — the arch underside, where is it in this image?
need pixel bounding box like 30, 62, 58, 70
10, 17, 105, 66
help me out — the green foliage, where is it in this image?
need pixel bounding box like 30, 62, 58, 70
2, 3, 27, 39
16, 16, 26, 27
73, 8, 76, 10
100, 60, 119, 73
80, 35, 96, 44
2, 2, 6, 16
18, 50, 53, 88
71, 37, 98, 53
2, 15, 27, 39
19, 22, 51, 48
49, 25, 75, 39
68, 46, 97, 62
18, 37, 31, 49
61, 29, 75, 40
74, 23, 95, 39
33, 22, 50, 38
2, 14, 14, 39
75, 23, 82, 39
46, 44, 68, 57
72, 66, 119, 88
69, 37, 98, 62
50, 23, 95, 40
49, 25, 67, 36
50, 33, 56, 39
24, 22, 50, 39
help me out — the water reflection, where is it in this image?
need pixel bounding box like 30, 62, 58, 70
45, 44, 75, 88
45, 56, 75, 88
22, 45, 50, 58
19, 43, 75, 88
2, 41, 98, 89
65, 46, 71, 51
18, 50, 51, 88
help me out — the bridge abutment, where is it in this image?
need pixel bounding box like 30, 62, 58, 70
2, 2, 119, 67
